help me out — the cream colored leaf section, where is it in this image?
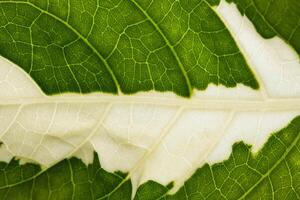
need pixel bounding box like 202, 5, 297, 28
0, 0, 300, 194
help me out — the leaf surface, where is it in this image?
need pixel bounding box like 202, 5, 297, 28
0, 0, 299, 199
0, 0, 260, 96
0, 116, 300, 200
226, 0, 300, 54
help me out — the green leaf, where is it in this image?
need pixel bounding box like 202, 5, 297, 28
226, 0, 300, 55
0, 0, 300, 199
0, 152, 132, 200
0, 0, 260, 96
0, 116, 299, 200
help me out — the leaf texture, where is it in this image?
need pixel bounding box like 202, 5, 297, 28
0, 0, 299, 199
226, 0, 300, 54
0, 0, 260, 96
0, 116, 299, 200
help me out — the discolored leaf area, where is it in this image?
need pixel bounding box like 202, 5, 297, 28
0, 116, 299, 200
0, 0, 299, 199
226, 0, 300, 54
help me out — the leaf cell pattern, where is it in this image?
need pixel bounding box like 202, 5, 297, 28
0, 116, 299, 200
0, 0, 259, 96
0, 0, 299, 199
226, 0, 300, 54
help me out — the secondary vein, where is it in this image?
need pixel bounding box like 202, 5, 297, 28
129, 0, 193, 96
0, 1, 122, 94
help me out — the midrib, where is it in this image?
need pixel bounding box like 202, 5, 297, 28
1, 96, 300, 111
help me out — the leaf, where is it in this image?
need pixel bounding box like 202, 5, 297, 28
0, 0, 260, 96
0, 116, 300, 200
226, 0, 300, 54
0, 0, 299, 199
